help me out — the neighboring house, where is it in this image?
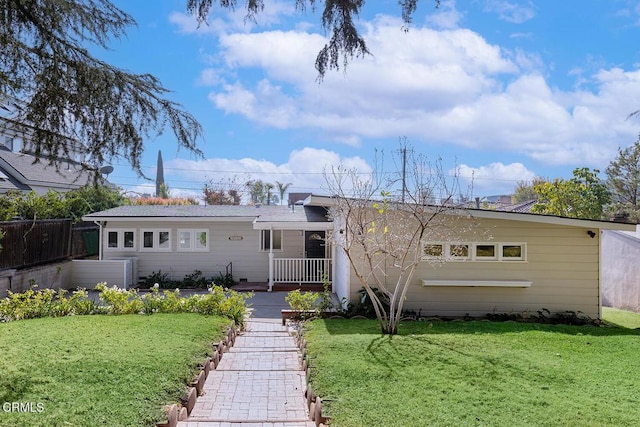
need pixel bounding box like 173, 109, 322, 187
81, 195, 635, 319
0, 149, 96, 194
0, 95, 97, 194
601, 226, 640, 313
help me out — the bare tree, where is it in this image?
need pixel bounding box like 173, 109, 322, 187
325, 148, 476, 334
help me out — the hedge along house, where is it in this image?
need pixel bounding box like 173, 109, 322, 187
304, 195, 636, 320
80, 204, 333, 290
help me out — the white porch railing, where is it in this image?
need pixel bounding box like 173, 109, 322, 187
273, 258, 332, 283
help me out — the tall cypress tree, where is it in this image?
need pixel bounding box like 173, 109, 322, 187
156, 150, 165, 198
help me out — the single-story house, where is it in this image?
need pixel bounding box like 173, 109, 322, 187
79, 203, 333, 290
81, 195, 635, 319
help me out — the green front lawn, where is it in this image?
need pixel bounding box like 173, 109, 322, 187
602, 306, 640, 329
0, 314, 229, 426
305, 319, 640, 427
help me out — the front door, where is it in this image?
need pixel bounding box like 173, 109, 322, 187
305, 231, 326, 282
305, 231, 325, 258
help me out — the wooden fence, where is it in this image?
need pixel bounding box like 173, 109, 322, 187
0, 219, 97, 270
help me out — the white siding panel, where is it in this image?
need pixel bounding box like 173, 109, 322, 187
71, 259, 131, 288
101, 219, 270, 283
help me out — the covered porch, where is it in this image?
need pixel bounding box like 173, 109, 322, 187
253, 205, 333, 292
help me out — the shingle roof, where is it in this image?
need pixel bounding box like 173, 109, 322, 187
84, 204, 332, 225
498, 200, 537, 214
0, 150, 94, 189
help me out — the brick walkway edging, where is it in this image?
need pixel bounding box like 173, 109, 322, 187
290, 320, 330, 426
156, 325, 239, 427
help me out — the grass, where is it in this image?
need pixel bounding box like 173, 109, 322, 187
304, 319, 640, 427
602, 306, 640, 329
0, 314, 230, 426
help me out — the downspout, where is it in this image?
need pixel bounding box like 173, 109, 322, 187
268, 226, 274, 292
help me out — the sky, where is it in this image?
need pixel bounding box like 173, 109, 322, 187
96, 0, 640, 202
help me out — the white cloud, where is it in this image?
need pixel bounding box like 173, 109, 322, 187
192, 12, 640, 171
163, 147, 373, 198
207, 17, 519, 142
483, 0, 536, 24
426, 0, 464, 29
169, 0, 296, 36
455, 162, 536, 194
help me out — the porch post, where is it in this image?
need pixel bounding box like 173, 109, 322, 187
268, 227, 274, 292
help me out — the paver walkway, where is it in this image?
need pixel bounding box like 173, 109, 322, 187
177, 317, 315, 427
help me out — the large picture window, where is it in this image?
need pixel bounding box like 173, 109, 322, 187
178, 229, 209, 252
140, 229, 172, 252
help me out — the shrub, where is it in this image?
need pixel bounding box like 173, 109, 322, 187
285, 289, 319, 312
0, 286, 97, 321
96, 283, 144, 315
143, 270, 174, 289
1, 283, 252, 327
211, 272, 235, 288
190, 285, 252, 326
182, 270, 208, 289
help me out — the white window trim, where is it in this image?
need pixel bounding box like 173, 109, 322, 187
499, 242, 527, 261
260, 229, 283, 252
140, 229, 172, 252
422, 242, 527, 263
422, 242, 445, 259
177, 229, 209, 252
105, 229, 136, 251
449, 242, 471, 260
474, 243, 498, 261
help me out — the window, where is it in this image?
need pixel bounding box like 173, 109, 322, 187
421, 242, 526, 262
123, 231, 134, 248
3, 136, 13, 151
143, 231, 154, 249
450, 244, 470, 259
178, 231, 191, 250
195, 230, 208, 250
475, 244, 496, 260
105, 230, 135, 250
500, 243, 525, 261
178, 229, 209, 252
423, 243, 443, 257
140, 229, 171, 252
261, 230, 282, 251
159, 231, 170, 249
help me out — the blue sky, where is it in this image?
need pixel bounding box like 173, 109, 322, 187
98, 0, 640, 201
